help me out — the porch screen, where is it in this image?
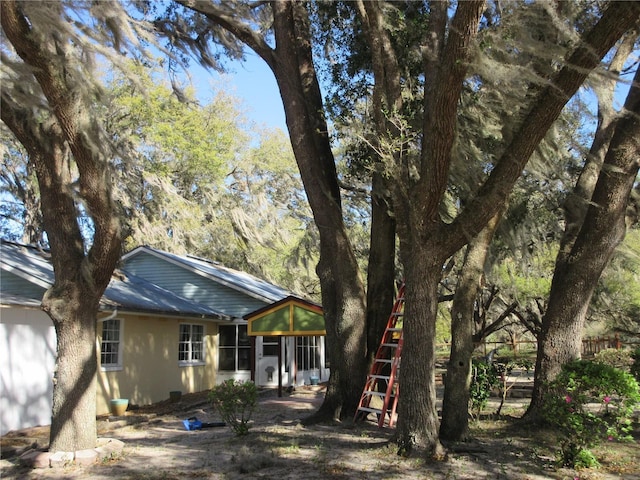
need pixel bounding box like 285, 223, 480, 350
296, 336, 320, 371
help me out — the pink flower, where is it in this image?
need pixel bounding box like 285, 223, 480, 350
603, 396, 611, 404
608, 436, 613, 441
565, 395, 572, 403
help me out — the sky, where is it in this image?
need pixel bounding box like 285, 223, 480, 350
184, 43, 637, 143
189, 53, 288, 132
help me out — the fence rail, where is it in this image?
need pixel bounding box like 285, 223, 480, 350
581, 335, 623, 356
436, 334, 637, 360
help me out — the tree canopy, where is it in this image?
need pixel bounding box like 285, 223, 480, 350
1, 0, 638, 459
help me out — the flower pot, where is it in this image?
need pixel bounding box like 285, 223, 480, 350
110, 398, 129, 416
169, 390, 182, 403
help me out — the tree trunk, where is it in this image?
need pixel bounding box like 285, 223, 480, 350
1, 97, 120, 452
527, 64, 640, 418
366, 173, 397, 362
557, 34, 636, 266
354, 1, 401, 363
172, 0, 370, 422
311, 231, 367, 421
270, 2, 367, 421
0, 99, 101, 452
394, 244, 445, 457
391, 1, 636, 454
20, 160, 44, 245
0, 100, 110, 452
440, 212, 502, 441
45, 286, 100, 451
2, 0, 124, 452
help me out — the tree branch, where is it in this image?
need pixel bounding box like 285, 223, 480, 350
419, 1, 485, 223
2, 0, 123, 290
447, 1, 640, 255
474, 301, 519, 341
176, 0, 276, 69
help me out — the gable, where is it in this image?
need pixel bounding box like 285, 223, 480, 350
245, 297, 325, 336
122, 252, 271, 318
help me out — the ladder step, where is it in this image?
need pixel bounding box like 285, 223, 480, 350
357, 407, 383, 414
363, 391, 386, 397
355, 282, 405, 428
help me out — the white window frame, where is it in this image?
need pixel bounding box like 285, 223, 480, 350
179, 323, 205, 366
99, 317, 123, 372
296, 335, 321, 371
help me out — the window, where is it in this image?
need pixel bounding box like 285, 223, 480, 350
296, 336, 321, 371
100, 318, 122, 370
219, 324, 250, 371
179, 324, 204, 364
262, 336, 279, 356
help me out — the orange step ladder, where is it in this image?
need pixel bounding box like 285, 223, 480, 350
354, 283, 405, 427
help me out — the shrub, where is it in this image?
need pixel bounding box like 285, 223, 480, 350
469, 359, 499, 418
209, 380, 258, 435
543, 359, 640, 468
631, 348, 640, 383
594, 348, 633, 371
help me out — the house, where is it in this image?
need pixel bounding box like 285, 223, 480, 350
120, 246, 328, 388
0, 241, 327, 435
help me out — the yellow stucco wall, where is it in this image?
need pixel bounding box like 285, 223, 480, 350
96, 314, 218, 415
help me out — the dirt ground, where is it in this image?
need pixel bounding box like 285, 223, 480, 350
1, 386, 638, 480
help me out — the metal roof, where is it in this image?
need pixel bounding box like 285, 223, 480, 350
102, 270, 230, 319
1, 241, 54, 288
123, 246, 292, 304
0, 240, 228, 321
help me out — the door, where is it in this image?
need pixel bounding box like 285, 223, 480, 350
256, 336, 280, 386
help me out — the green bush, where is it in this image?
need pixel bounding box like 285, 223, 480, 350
631, 348, 640, 383
543, 360, 640, 468
594, 348, 633, 371
469, 359, 499, 418
209, 380, 258, 435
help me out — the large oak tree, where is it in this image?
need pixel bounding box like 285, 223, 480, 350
162, 0, 369, 420
354, 0, 640, 455
528, 47, 640, 417
1, 0, 146, 452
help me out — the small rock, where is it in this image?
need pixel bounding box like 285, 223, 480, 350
94, 437, 125, 460
49, 451, 74, 468
74, 448, 98, 465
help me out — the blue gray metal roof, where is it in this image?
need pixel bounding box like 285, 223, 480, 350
102, 271, 229, 319
123, 246, 292, 304
1, 241, 54, 288
0, 240, 228, 320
